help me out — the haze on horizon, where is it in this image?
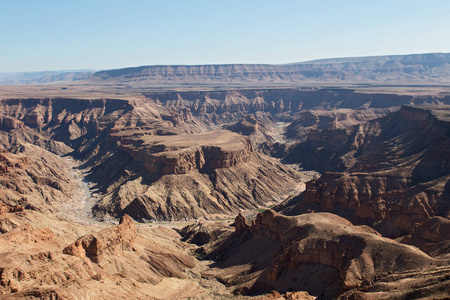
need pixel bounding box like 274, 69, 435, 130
1, 0, 450, 73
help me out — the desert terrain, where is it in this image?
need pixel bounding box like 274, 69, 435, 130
1, 53, 450, 299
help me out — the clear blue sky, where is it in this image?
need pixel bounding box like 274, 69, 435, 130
1, 0, 449, 72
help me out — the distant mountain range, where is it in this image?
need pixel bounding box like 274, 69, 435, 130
0, 70, 95, 85
1, 53, 450, 85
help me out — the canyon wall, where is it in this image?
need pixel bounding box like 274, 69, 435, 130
282, 105, 450, 237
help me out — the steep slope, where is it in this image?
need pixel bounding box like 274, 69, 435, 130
0, 147, 80, 214
0, 97, 302, 222
285, 108, 396, 142
1, 94, 449, 223
401, 216, 450, 258
282, 105, 450, 237
189, 210, 443, 299
339, 265, 450, 299
94, 129, 301, 221
142, 89, 450, 129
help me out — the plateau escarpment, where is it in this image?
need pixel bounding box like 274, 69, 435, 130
88, 53, 450, 85
118, 130, 252, 175
282, 105, 450, 237
143, 89, 422, 120
95, 128, 301, 221
142, 89, 450, 137
284, 108, 397, 141
3, 53, 450, 86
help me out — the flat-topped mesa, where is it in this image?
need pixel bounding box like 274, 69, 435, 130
119, 129, 253, 175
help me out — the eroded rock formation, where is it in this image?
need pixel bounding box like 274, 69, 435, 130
0, 210, 198, 299
282, 105, 450, 237
191, 210, 439, 298
63, 215, 137, 263
0, 147, 78, 213
118, 129, 253, 175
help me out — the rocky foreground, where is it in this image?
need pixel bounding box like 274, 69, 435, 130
0, 210, 202, 299
2, 206, 448, 299
189, 210, 450, 299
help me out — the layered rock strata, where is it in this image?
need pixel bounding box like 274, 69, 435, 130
118, 129, 252, 175
282, 105, 450, 237
89, 53, 450, 85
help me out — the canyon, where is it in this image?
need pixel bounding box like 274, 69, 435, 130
1, 55, 450, 299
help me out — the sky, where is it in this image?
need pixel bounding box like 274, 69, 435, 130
1, 0, 450, 73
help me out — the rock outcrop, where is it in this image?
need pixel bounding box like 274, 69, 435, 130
401, 216, 450, 258
179, 220, 232, 246
0, 203, 23, 215
0, 147, 78, 213
196, 210, 437, 298
282, 105, 450, 237
234, 213, 250, 233
227, 114, 261, 136
63, 215, 137, 263
118, 129, 253, 175
0, 210, 199, 299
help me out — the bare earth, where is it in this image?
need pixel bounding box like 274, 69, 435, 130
1, 79, 450, 298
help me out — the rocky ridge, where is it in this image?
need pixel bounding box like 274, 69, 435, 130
0, 147, 78, 213
191, 210, 443, 299
282, 105, 450, 237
